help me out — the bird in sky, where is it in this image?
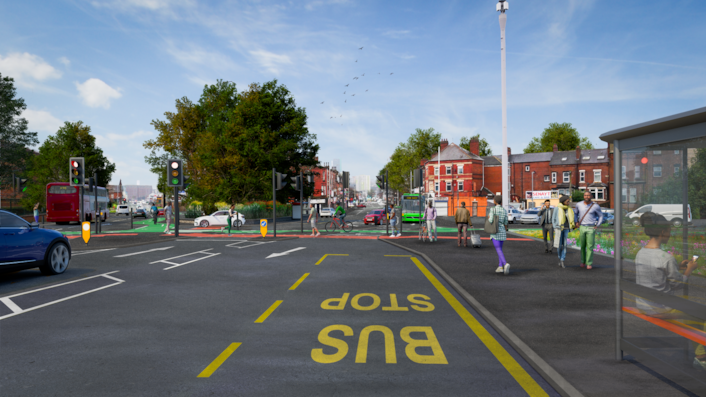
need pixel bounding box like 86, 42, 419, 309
351, 94, 355, 96
345, 100, 347, 103
343, 91, 346, 94
390, 73, 394, 75
359, 47, 363, 50
345, 84, 349, 87
340, 115, 342, 117
330, 117, 333, 119
355, 60, 358, 62
321, 101, 324, 104
365, 89, 368, 92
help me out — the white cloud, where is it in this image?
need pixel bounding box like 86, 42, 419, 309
305, 0, 349, 11
0, 52, 62, 86
75, 78, 122, 109
58, 57, 70, 67
249, 49, 292, 75
91, 0, 194, 12
22, 109, 63, 133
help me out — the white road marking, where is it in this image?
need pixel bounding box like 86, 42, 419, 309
226, 240, 274, 249
113, 246, 173, 257
0, 271, 125, 321
266, 247, 306, 259
149, 249, 221, 270
72, 248, 117, 256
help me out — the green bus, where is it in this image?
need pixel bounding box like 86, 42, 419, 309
401, 193, 423, 222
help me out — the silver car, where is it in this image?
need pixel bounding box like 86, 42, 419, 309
507, 208, 523, 224
520, 208, 540, 224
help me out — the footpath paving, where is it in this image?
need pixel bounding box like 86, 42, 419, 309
380, 228, 699, 397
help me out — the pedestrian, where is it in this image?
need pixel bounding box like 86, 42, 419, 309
151, 202, 159, 225
307, 203, 320, 237
488, 195, 510, 274
552, 195, 575, 268
455, 201, 471, 247
389, 204, 400, 237
227, 204, 236, 236
537, 199, 554, 254
574, 191, 603, 270
164, 201, 172, 234
424, 201, 438, 242
33, 202, 40, 223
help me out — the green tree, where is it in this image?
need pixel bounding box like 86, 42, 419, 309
0, 73, 39, 187
380, 127, 441, 192
459, 134, 491, 156
145, 79, 319, 208
22, 121, 116, 209
523, 122, 594, 153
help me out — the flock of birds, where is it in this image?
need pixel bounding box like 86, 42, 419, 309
320, 46, 395, 124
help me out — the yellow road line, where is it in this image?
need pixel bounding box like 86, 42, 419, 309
315, 254, 349, 265
410, 257, 549, 397
289, 273, 310, 290
254, 300, 283, 323
197, 342, 241, 378
384, 255, 412, 257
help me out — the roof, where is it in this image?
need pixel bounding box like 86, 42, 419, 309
429, 143, 483, 162
549, 148, 608, 166
600, 106, 706, 143
481, 155, 501, 166
509, 152, 554, 163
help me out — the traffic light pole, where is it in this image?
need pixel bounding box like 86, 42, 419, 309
300, 170, 303, 234
174, 186, 179, 237
94, 173, 99, 234
386, 169, 389, 236
272, 168, 276, 238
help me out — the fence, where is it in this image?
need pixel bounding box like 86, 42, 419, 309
0, 198, 32, 216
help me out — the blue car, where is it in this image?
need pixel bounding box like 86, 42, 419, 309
0, 210, 72, 275
601, 211, 615, 225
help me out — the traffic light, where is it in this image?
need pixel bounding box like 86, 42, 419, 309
183, 174, 190, 190
307, 174, 314, 183
69, 157, 85, 186
342, 171, 349, 189
167, 159, 183, 187
14, 177, 28, 193
88, 177, 94, 193
291, 175, 302, 191
413, 168, 424, 188
276, 172, 288, 190
376, 175, 385, 189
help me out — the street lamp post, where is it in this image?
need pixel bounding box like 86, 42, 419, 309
497, 0, 509, 209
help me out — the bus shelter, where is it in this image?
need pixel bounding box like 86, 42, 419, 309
600, 106, 706, 395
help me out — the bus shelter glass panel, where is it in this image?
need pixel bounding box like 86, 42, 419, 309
620, 137, 706, 383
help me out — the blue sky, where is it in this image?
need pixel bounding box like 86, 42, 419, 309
1, 0, 705, 188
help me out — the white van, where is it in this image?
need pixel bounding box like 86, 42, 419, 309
116, 205, 130, 216
626, 204, 691, 227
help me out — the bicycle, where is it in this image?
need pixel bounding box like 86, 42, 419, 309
325, 215, 353, 233
418, 218, 428, 242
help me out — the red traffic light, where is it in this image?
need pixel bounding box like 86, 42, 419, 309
641, 157, 648, 164
72, 160, 79, 168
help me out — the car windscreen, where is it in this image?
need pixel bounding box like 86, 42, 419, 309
401, 199, 421, 212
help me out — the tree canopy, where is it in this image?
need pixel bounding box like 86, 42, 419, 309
380, 128, 441, 192
459, 134, 491, 156
144, 79, 319, 209
22, 121, 115, 209
0, 73, 38, 187
523, 122, 594, 153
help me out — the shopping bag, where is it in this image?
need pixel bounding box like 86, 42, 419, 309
554, 231, 561, 249
484, 207, 498, 234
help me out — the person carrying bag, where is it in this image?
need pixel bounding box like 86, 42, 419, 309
552, 195, 575, 268
485, 196, 510, 275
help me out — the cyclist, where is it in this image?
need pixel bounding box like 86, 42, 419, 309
335, 203, 346, 226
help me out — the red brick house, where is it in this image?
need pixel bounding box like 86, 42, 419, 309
423, 139, 484, 197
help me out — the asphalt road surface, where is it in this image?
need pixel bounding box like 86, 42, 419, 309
0, 237, 558, 396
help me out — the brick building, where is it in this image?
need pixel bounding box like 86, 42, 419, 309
301, 159, 342, 205
423, 139, 484, 197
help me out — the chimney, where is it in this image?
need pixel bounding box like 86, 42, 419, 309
507, 147, 511, 156
469, 138, 480, 156
420, 158, 427, 166
576, 146, 581, 161
553, 144, 558, 152
440, 139, 449, 151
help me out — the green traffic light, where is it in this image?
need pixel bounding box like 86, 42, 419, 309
171, 178, 179, 185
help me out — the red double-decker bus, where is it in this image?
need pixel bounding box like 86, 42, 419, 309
46, 182, 110, 224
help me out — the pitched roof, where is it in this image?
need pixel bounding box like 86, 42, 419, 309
428, 143, 483, 162
549, 148, 609, 165
481, 155, 502, 166
509, 152, 554, 163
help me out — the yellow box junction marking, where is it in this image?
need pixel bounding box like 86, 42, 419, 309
289, 273, 310, 290
255, 300, 283, 323
410, 257, 549, 397
315, 254, 349, 265
198, 342, 241, 378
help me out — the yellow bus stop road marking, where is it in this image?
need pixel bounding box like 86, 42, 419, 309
198, 342, 241, 378
289, 273, 310, 290
255, 300, 283, 323
410, 257, 549, 397
315, 254, 349, 265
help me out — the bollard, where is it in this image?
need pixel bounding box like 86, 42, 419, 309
130, 208, 133, 229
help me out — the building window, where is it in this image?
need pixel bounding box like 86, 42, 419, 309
458, 165, 464, 174
653, 164, 662, 177
622, 188, 627, 203
525, 165, 530, 172
590, 188, 605, 201
434, 182, 439, 192
458, 181, 464, 191
563, 172, 570, 183
446, 181, 452, 191
674, 164, 680, 176
434, 166, 439, 176
675, 150, 680, 155
580, 170, 585, 183
653, 150, 661, 155
593, 169, 601, 182
551, 172, 557, 183
635, 165, 641, 179
630, 188, 636, 203
544, 175, 550, 182
621, 166, 626, 179
508, 167, 511, 176
445, 165, 451, 175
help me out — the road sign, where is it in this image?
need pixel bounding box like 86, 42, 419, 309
260, 219, 268, 238
82, 221, 91, 244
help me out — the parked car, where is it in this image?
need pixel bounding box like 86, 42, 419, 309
507, 208, 523, 224
357, 203, 367, 208
0, 210, 71, 275
116, 205, 130, 216
601, 211, 615, 225
132, 208, 148, 218
364, 209, 387, 225
625, 204, 691, 227
158, 208, 165, 216
194, 211, 246, 228
320, 207, 335, 217
520, 208, 541, 224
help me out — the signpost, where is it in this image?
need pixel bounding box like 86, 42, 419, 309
260, 219, 268, 238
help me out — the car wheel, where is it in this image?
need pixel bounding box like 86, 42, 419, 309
672, 218, 683, 228
233, 219, 242, 227
632, 219, 641, 227
200, 220, 210, 227
40, 242, 70, 275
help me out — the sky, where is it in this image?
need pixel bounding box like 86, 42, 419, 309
1, 0, 705, 188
